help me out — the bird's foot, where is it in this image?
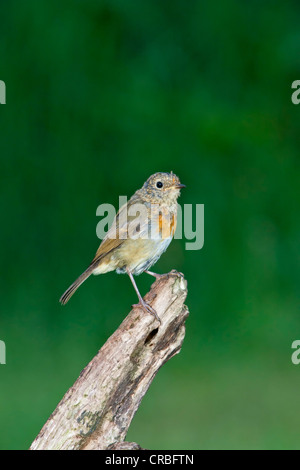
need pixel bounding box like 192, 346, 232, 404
145, 270, 166, 280
132, 299, 161, 323
146, 270, 183, 280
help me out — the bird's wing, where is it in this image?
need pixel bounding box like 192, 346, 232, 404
92, 192, 149, 262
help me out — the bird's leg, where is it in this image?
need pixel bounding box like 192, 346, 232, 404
127, 269, 161, 323
146, 270, 183, 279
145, 270, 165, 279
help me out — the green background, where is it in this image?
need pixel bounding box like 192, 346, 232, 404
0, 0, 300, 450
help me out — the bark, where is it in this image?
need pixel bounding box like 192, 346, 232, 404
30, 270, 188, 450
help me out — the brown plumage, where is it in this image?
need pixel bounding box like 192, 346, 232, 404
59, 172, 185, 321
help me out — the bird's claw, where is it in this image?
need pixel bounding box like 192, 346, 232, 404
132, 300, 161, 323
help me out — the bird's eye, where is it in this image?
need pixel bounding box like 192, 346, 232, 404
156, 181, 163, 189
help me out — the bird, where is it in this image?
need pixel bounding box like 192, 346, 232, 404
59, 171, 185, 322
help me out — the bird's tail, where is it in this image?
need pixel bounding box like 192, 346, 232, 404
59, 265, 95, 305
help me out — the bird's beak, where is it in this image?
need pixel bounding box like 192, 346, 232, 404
175, 183, 186, 189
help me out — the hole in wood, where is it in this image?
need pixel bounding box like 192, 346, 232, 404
144, 328, 159, 345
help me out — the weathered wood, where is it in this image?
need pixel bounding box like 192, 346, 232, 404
30, 271, 188, 450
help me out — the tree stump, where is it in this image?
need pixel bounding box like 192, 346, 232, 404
30, 271, 188, 450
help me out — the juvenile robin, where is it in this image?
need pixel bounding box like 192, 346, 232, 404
59, 172, 185, 322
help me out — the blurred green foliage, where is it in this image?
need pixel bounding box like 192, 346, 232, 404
0, 0, 300, 450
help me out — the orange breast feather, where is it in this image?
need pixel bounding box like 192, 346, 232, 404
158, 211, 176, 238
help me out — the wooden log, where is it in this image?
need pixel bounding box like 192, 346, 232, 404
30, 271, 188, 450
